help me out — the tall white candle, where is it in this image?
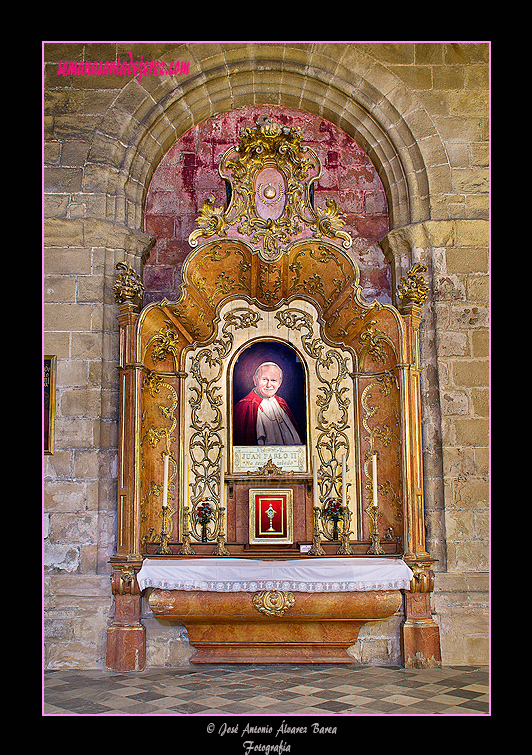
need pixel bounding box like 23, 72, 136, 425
162, 453, 169, 508
372, 452, 378, 508
341, 454, 346, 508
220, 454, 225, 505
184, 454, 189, 508
312, 455, 318, 508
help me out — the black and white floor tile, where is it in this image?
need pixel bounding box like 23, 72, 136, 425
44, 663, 489, 717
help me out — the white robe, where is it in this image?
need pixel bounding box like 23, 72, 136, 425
256, 397, 302, 446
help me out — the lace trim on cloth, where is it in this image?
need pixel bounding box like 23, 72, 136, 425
137, 557, 413, 593
138, 578, 411, 592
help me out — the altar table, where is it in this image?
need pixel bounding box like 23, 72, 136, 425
139, 557, 413, 664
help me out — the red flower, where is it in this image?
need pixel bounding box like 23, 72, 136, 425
196, 502, 213, 524
324, 499, 342, 520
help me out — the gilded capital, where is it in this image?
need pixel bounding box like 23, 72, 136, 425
110, 564, 142, 596
396, 263, 429, 309
113, 262, 144, 308
408, 562, 435, 593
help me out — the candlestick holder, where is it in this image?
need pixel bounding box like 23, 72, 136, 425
177, 506, 196, 555
366, 504, 384, 555
155, 505, 173, 555
308, 506, 325, 556
212, 506, 230, 556
336, 506, 354, 555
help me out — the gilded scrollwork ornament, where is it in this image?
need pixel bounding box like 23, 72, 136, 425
187, 308, 263, 545
311, 198, 352, 249
276, 306, 354, 552
361, 370, 402, 552
150, 324, 181, 365
140, 371, 178, 545
359, 320, 391, 364
188, 195, 229, 246
247, 458, 289, 476
188, 115, 352, 262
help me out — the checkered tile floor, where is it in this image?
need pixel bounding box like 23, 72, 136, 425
44, 664, 489, 716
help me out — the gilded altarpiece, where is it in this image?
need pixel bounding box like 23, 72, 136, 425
107, 117, 441, 671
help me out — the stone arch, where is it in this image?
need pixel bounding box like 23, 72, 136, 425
88, 43, 447, 241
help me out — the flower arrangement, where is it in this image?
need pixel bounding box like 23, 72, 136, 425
196, 501, 215, 542
324, 499, 342, 522
196, 502, 214, 525
323, 499, 343, 541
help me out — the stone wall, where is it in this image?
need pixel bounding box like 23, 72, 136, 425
43, 42, 489, 669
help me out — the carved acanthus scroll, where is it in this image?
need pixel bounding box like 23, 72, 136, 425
140, 371, 178, 546
252, 590, 295, 617
187, 308, 263, 543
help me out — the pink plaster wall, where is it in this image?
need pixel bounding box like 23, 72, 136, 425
143, 106, 391, 305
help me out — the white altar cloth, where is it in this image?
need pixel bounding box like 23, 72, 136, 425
137, 557, 413, 593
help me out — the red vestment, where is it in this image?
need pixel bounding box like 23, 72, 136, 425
233, 390, 300, 446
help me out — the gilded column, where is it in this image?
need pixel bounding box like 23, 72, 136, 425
106, 262, 146, 672
397, 264, 442, 668
114, 321, 143, 560
398, 290, 430, 562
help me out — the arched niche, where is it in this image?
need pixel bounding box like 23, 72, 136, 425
92, 44, 444, 273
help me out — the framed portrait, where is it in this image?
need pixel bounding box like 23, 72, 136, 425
232, 340, 307, 448
248, 488, 293, 545
44, 355, 56, 454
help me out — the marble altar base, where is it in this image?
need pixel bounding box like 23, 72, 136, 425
148, 588, 402, 664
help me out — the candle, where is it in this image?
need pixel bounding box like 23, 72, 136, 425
313, 455, 318, 508
162, 453, 169, 508
220, 454, 225, 505
184, 454, 189, 508
341, 454, 346, 508
372, 452, 378, 508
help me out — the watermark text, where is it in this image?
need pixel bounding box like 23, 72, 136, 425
57, 51, 190, 83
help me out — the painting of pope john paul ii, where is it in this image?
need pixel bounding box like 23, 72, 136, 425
232, 341, 306, 447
